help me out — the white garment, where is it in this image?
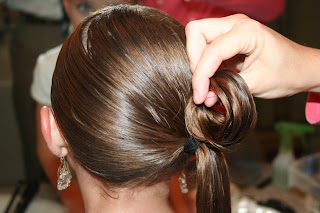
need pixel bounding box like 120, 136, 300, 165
7, 0, 63, 20
30, 44, 62, 106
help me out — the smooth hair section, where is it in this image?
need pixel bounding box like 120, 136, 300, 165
51, 5, 257, 213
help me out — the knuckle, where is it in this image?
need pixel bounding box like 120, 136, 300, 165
238, 18, 263, 32
185, 20, 199, 35
233, 13, 249, 20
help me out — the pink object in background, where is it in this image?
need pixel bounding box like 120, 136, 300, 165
144, 0, 286, 25
305, 92, 320, 124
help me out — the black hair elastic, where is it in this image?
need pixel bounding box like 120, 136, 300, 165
184, 136, 202, 154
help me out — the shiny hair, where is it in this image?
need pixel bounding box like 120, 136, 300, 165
51, 5, 257, 213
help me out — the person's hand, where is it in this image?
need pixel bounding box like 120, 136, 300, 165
186, 14, 320, 107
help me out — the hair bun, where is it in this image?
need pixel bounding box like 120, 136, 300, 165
185, 69, 257, 149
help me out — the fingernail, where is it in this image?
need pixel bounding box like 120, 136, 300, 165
207, 91, 215, 98
193, 90, 199, 103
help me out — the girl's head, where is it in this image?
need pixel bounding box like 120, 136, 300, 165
44, 5, 256, 212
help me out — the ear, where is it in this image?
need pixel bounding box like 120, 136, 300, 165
41, 106, 68, 158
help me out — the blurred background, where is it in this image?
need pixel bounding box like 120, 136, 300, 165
0, 0, 320, 212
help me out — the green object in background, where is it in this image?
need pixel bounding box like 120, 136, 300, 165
275, 121, 315, 150
272, 121, 315, 189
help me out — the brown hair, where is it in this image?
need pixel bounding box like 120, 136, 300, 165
52, 5, 257, 213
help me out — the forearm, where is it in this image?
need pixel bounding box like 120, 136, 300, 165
300, 46, 320, 93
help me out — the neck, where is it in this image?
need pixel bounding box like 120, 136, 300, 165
72, 160, 174, 213
86, 182, 174, 213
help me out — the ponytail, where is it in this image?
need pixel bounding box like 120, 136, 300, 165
185, 69, 257, 213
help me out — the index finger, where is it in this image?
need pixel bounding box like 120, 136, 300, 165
185, 14, 249, 73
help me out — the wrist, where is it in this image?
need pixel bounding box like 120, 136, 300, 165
292, 44, 320, 94
302, 46, 320, 93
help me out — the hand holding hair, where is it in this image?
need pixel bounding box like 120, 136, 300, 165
186, 14, 320, 107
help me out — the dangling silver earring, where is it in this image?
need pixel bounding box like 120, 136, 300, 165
57, 157, 72, 190
179, 171, 188, 194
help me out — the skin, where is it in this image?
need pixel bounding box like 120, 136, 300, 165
185, 14, 320, 107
